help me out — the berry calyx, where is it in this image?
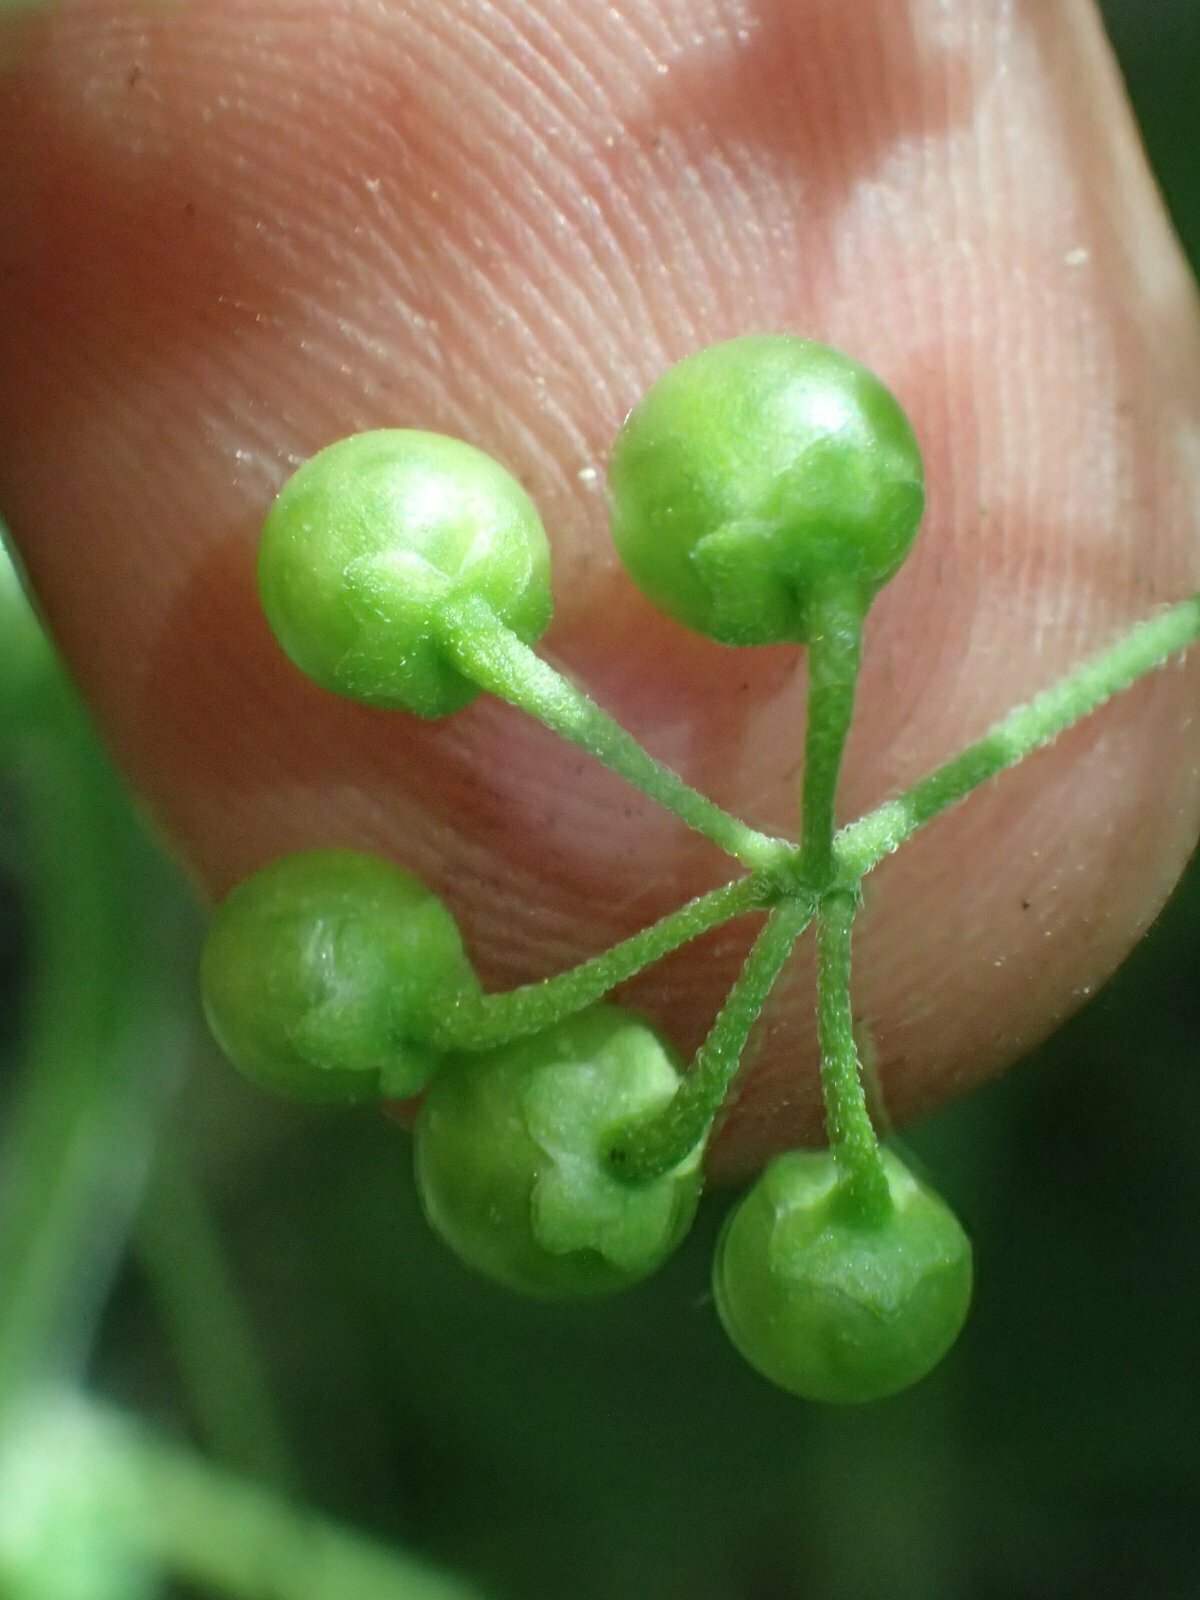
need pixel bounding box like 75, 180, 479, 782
608, 335, 924, 645
201, 850, 479, 1103
713, 1148, 972, 1403
258, 430, 553, 717
414, 1005, 703, 1298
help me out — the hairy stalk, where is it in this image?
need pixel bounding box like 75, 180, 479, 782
438, 595, 786, 870
816, 890, 891, 1224
838, 593, 1200, 877
431, 874, 772, 1051
610, 895, 813, 1183
800, 587, 864, 886
136, 1137, 297, 1491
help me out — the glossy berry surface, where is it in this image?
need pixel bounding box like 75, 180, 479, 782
259, 430, 553, 717
608, 336, 924, 645
414, 1005, 703, 1298
201, 849, 478, 1104
713, 1148, 971, 1403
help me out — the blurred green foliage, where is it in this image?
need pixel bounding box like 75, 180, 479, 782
2, 4, 1199, 1598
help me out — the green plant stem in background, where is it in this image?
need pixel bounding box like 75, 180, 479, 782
136, 1138, 297, 1491
439, 596, 786, 870
837, 593, 1200, 877
433, 874, 770, 1052
609, 895, 813, 1183
0, 672, 182, 1435
799, 588, 863, 886
0, 1396, 484, 1600
815, 891, 890, 1224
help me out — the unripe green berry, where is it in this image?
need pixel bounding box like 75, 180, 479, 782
414, 1005, 703, 1298
258, 431, 553, 717
608, 336, 924, 645
713, 1148, 971, 1403
201, 849, 478, 1103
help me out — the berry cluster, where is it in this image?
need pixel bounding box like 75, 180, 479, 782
201, 336, 1200, 1403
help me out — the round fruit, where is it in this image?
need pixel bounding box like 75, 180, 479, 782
258, 430, 552, 716
713, 1147, 971, 1403
201, 849, 477, 1102
415, 1005, 702, 1297
609, 335, 924, 645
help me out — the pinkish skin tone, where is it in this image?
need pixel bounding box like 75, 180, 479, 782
1, 0, 1199, 1183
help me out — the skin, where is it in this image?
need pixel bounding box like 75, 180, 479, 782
1, 0, 1199, 1183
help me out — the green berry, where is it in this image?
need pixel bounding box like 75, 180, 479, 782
713, 1148, 971, 1403
608, 335, 924, 645
414, 1005, 703, 1298
201, 849, 478, 1104
258, 431, 553, 717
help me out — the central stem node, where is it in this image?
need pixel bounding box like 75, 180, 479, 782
748, 845, 812, 908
